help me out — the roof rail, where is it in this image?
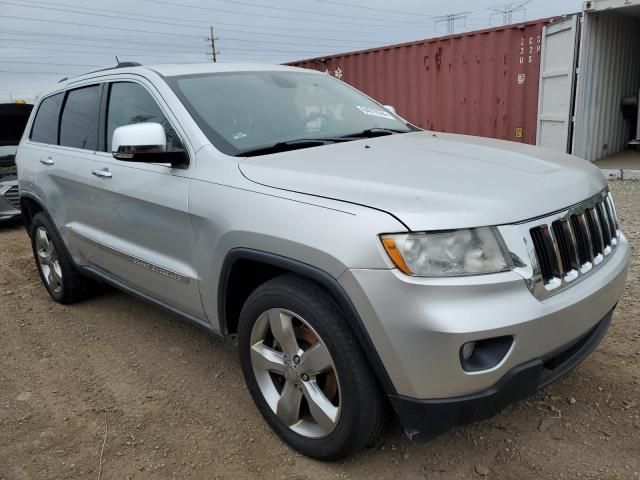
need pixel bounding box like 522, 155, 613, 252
58, 61, 143, 83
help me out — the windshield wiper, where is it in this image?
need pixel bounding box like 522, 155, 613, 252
235, 138, 349, 157
235, 129, 413, 157
339, 127, 411, 139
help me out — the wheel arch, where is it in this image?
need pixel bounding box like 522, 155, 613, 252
218, 248, 397, 395
19, 192, 47, 233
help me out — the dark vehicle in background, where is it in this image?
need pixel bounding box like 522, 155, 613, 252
1, 103, 33, 221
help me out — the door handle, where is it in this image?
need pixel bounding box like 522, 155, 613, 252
92, 168, 113, 179
40, 157, 54, 166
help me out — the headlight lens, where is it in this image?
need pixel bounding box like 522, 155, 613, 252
381, 227, 512, 277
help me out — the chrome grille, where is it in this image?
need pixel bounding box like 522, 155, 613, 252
3, 185, 20, 209
528, 192, 620, 298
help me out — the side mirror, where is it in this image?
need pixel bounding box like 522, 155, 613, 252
383, 105, 397, 114
112, 123, 187, 166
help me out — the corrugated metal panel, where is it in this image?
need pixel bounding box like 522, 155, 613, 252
584, 0, 640, 13
289, 19, 557, 145
572, 10, 640, 161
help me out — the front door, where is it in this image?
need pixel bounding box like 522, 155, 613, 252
89, 80, 203, 319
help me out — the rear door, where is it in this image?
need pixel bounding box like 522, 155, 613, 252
536, 15, 580, 153
89, 80, 203, 318
23, 85, 103, 264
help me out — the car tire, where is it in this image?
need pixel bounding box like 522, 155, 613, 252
30, 212, 96, 304
238, 273, 387, 460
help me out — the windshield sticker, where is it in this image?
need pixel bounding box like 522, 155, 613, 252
232, 131, 248, 141
355, 106, 394, 120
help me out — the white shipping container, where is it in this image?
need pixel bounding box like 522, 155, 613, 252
537, 0, 640, 162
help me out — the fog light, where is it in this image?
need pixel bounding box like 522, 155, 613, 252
461, 341, 476, 360
460, 336, 514, 372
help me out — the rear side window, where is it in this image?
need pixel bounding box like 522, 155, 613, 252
59, 85, 101, 150
30, 93, 63, 144
105, 82, 184, 153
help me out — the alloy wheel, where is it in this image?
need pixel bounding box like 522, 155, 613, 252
249, 308, 341, 439
35, 226, 63, 294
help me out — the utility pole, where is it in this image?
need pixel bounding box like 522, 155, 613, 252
208, 26, 218, 62
488, 1, 531, 25
434, 12, 471, 34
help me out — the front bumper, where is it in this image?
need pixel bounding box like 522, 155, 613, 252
388, 309, 613, 441
340, 235, 629, 399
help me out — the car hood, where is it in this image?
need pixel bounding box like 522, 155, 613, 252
238, 131, 607, 231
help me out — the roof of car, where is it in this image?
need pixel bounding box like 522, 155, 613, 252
60, 62, 315, 86
147, 62, 312, 76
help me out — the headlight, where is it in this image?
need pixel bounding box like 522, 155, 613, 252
381, 227, 512, 277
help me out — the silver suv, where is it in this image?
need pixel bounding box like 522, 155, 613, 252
16, 63, 629, 460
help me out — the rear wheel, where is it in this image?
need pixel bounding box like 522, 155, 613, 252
238, 274, 387, 460
30, 213, 96, 304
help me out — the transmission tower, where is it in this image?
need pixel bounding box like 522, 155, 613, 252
488, 1, 531, 25
434, 12, 471, 34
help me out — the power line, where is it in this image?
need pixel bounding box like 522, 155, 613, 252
0, 0, 210, 31
311, 0, 435, 18
0, 26, 382, 48
0, 69, 71, 75
0, 42, 330, 58
138, 0, 431, 26
4, 34, 363, 53
0, 44, 208, 57
0, 14, 386, 49
213, 45, 349, 55
0, 54, 211, 62
0, 37, 206, 54
488, 2, 531, 25
215, 29, 373, 46
1, 14, 206, 39
4, 60, 104, 67
217, 36, 363, 48
0, 43, 330, 56
3, 0, 436, 35
434, 12, 472, 34
0, 30, 201, 48
9, 0, 434, 27
9, 0, 211, 26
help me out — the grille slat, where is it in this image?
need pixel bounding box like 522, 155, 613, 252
596, 202, 612, 248
552, 219, 581, 274
585, 208, 605, 257
529, 194, 621, 297
571, 213, 594, 266
604, 196, 619, 235
530, 225, 562, 283
3, 185, 20, 209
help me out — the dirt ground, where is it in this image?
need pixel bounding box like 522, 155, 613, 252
1, 182, 639, 480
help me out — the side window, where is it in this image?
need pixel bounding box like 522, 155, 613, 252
106, 82, 184, 153
30, 93, 64, 144
59, 85, 101, 150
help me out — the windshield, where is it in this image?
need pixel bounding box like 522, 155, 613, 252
165, 71, 414, 156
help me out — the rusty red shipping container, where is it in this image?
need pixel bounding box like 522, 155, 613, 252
289, 18, 558, 145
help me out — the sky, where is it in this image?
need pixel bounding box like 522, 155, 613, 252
0, 0, 583, 102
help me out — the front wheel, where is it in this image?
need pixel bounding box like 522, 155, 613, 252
238, 274, 387, 460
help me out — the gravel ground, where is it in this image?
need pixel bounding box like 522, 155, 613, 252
1, 182, 639, 480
